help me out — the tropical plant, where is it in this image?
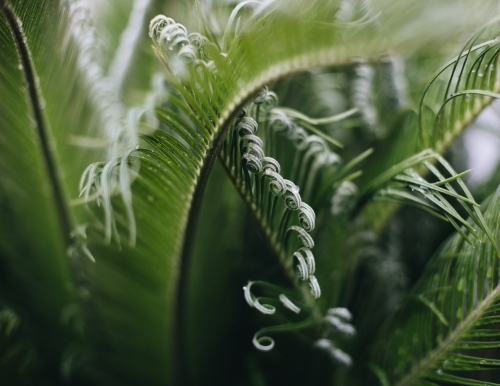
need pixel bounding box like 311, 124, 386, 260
1, 0, 500, 385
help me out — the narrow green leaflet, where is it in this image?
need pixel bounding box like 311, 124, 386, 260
370, 184, 500, 386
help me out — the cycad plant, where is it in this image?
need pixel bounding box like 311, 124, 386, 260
2, 0, 500, 385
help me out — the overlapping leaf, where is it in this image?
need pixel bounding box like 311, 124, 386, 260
370, 184, 500, 386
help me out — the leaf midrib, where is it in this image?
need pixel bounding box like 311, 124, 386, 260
1, 2, 72, 243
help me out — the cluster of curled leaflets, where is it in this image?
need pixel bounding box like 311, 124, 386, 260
220, 87, 358, 355
221, 89, 324, 297
149, 15, 219, 76
144, 14, 356, 357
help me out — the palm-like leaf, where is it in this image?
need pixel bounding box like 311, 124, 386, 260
420, 21, 500, 153
369, 183, 500, 386
77, 0, 500, 381
0, 1, 180, 384
2, 0, 500, 385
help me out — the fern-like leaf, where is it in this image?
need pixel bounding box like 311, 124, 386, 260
420, 21, 500, 153
369, 183, 500, 386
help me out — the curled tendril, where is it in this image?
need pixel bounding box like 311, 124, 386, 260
253, 333, 275, 351
178, 44, 197, 64
308, 275, 321, 299
299, 247, 315, 275
188, 32, 212, 61
314, 339, 352, 367
331, 348, 353, 367
352, 63, 378, 131
305, 135, 328, 154
241, 134, 263, 148
269, 110, 293, 134
325, 152, 341, 168
325, 316, 356, 337
159, 23, 186, 47
293, 251, 310, 280
243, 282, 254, 306
149, 15, 173, 42
254, 86, 268, 105
261, 91, 278, 112
242, 143, 265, 160
298, 202, 316, 232
314, 151, 340, 168
227, 84, 341, 352
264, 169, 287, 195
287, 225, 315, 249
283, 180, 302, 210
188, 32, 204, 49
261, 157, 281, 173
293, 249, 316, 280
151, 17, 198, 65
236, 117, 258, 136
293, 127, 309, 149
238, 107, 247, 119
279, 294, 301, 314
327, 307, 352, 322
243, 282, 276, 315
243, 153, 262, 173
255, 299, 276, 314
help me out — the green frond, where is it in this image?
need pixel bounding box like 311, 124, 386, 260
0, 0, 104, 375
420, 20, 500, 153
360, 149, 500, 255
357, 21, 500, 233
369, 184, 500, 386
3, 0, 500, 384
218, 88, 362, 351
78, 1, 500, 380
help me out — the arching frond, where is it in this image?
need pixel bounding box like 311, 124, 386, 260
218, 87, 362, 351
4, 0, 500, 383
420, 20, 500, 153
370, 184, 500, 386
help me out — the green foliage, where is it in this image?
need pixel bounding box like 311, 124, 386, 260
1, 0, 500, 385
370, 184, 500, 386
